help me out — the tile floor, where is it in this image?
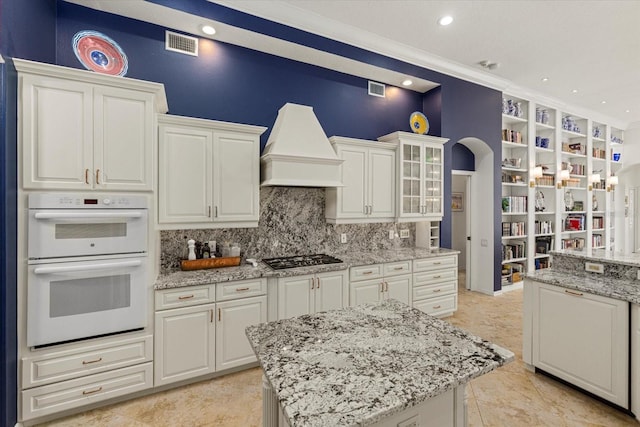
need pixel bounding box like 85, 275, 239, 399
39, 274, 639, 426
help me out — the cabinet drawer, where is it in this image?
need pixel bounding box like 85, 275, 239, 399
383, 260, 412, 277
413, 256, 457, 272
413, 281, 457, 300
413, 294, 457, 318
22, 335, 153, 389
155, 284, 215, 310
21, 362, 152, 421
216, 278, 267, 301
350, 264, 383, 282
414, 268, 457, 286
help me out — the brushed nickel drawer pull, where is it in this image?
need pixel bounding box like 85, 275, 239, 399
95, 169, 100, 184
236, 287, 250, 292
85, 169, 90, 185
82, 357, 102, 365
433, 262, 442, 265
433, 305, 442, 309
210, 309, 214, 323
82, 386, 103, 395
362, 271, 373, 275
393, 267, 404, 271
565, 289, 583, 297
380, 282, 384, 293
433, 289, 441, 293
208, 206, 212, 217
310, 278, 315, 290
433, 275, 442, 279
178, 294, 194, 300
316, 277, 320, 289
384, 282, 389, 292
218, 308, 221, 321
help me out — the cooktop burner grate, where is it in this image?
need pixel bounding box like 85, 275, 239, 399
262, 254, 343, 270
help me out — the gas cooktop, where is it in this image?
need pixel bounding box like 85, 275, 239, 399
262, 254, 343, 270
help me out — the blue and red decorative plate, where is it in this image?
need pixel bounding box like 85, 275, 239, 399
409, 111, 429, 135
72, 30, 128, 76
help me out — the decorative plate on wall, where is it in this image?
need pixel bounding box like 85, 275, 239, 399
72, 30, 128, 76
409, 111, 429, 135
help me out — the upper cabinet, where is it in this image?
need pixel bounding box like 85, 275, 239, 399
157, 114, 266, 229
15, 59, 167, 191
325, 137, 396, 224
378, 132, 449, 222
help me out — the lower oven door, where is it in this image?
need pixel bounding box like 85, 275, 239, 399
27, 257, 147, 347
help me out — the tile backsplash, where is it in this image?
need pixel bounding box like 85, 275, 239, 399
160, 187, 416, 273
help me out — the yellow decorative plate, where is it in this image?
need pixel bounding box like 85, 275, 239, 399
410, 111, 429, 134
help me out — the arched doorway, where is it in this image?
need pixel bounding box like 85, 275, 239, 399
455, 137, 495, 295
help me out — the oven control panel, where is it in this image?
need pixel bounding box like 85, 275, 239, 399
28, 193, 147, 209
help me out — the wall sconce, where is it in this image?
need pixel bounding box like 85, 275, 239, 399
589, 173, 601, 191
557, 169, 570, 189
530, 166, 543, 188
607, 175, 618, 192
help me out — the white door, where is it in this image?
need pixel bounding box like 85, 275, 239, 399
385, 275, 411, 305
154, 303, 216, 386
158, 125, 213, 223
213, 131, 260, 223
21, 74, 93, 189
314, 271, 346, 313
350, 278, 383, 307
93, 87, 154, 191
337, 147, 367, 218
216, 296, 267, 371
368, 148, 395, 218
277, 274, 314, 320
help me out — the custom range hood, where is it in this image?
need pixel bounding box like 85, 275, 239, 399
261, 103, 343, 187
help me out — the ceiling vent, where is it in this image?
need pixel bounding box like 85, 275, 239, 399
165, 31, 198, 56
368, 81, 385, 98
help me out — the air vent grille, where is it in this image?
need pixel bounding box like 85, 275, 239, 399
165, 31, 198, 56
368, 81, 385, 98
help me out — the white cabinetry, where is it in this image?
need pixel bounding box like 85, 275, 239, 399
349, 261, 412, 306
157, 114, 266, 228
531, 281, 628, 407
412, 255, 458, 317
154, 278, 267, 387
15, 58, 167, 191
632, 304, 640, 419
276, 270, 348, 320
20, 334, 153, 421
325, 137, 396, 223
377, 132, 448, 222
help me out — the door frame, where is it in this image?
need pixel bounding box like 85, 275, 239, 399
452, 170, 472, 290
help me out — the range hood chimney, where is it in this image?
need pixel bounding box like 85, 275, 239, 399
261, 103, 343, 187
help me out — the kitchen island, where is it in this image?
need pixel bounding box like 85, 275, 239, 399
246, 299, 513, 427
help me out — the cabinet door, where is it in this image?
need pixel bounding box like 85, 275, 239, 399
336, 146, 367, 218
212, 131, 260, 223
368, 148, 395, 218
216, 296, 267, 371
533, 283, 628, 407
350, 278, 383, 307
154, 304, 215, 386
21, 74, 93, 189
158, 125, 213, 223
422, 144, 443, 216
93, 86, 154, 190
277, 274, 314, 320
384, 275, 411, 305
314, 271, 347, 313
399, 141, 424, 218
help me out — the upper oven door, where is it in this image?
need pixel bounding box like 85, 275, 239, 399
28, 209, 148, 260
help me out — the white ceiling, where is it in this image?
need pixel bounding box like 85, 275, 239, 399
68, 0, 640, 129
216, 0, 640, 129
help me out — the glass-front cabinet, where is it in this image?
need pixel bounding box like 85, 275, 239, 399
378, 132, 448, 221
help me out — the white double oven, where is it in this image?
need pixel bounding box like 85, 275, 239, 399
27, 193, 149, 348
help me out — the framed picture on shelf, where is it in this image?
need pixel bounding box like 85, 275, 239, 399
452, 192, 464, 212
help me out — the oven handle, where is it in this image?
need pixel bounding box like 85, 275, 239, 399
33, 260, 143, 275
34, 212, 143, 220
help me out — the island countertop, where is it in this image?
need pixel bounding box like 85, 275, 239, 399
246, 299, 513, 427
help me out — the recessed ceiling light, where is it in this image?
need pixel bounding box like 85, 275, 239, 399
402, 79, 413, 86
571, 89, 578, 93
438, 15, 453, 26
541, 77, 549, 82
201, 25, 216, 35
626, 109, 631, 113
601, 100, 607, 104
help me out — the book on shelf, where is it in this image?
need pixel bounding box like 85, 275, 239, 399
535, 236, 553, 254
502, 221, 526, 237
502, 241, 526, 261
502, 129, 524, 144
592, 234, 604, 247
564, 214, 585, 231
592, 216, 604, 229
535, 220, 553, 234
535, 258, 551, 270
501, 196, 528, 213
561, 237, 585, 249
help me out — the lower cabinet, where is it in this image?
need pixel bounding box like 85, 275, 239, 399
276, 270, 348, 320
154, 278, 267, 387
412, 255, 458, 317
532, 281, 628, 408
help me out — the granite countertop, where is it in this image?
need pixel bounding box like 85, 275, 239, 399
154, 248, 459, 290
551, 249, 640, 268
246, 299, 513, 427
526, 269, 640, 304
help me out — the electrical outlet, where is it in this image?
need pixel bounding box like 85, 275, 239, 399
389, 229, 395, 239
400, 229, 410, 239
340, 233, 347, 244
